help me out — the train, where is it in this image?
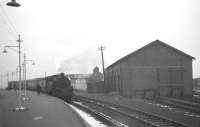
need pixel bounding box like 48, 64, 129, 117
7, 73, 73, 102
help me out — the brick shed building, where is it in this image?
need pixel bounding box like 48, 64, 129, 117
105, 40, 195, 98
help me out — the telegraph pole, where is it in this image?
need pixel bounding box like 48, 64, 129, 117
45, 72, 47, 85
98, 46, 106, 85
16, 68, 18, 81
0, 74, 3, 89
7, 72, 9, 86
24, 53, 26, 95
22, 58, 25, 95
45, 72, 47, 81
12, 72, 14, 81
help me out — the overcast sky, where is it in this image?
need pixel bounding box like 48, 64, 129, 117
0, 0, 200, 88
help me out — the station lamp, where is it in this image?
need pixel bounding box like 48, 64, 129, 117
6, 0, 21, 7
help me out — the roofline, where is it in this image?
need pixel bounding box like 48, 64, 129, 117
106, 40, 195, 69
157, 40, 195, 60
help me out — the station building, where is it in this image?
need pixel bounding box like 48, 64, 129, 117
69, 67, 104, 93
69, 74, 91, 91
105, 40, 195, 98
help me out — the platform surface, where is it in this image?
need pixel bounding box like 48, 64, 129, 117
0, 90, 86, 127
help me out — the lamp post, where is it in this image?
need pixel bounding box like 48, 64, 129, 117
5, 0, 22, 110
15, 67, 18, 91
22, 53, 35, 100
16, 67, 18, 81
98, 46, 106, 85
3, 34, 26, 111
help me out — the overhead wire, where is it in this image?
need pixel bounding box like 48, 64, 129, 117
0, 23, 16, 40
0, 5, 18, 40
0, 24, 17, 42
0, 5, 18, 35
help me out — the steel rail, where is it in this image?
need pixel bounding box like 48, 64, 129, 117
158, 97, 200, 113
73, 95, 190, 127
70, 101, 126, 127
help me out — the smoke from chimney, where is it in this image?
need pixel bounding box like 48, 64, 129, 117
57, 48, 101, 74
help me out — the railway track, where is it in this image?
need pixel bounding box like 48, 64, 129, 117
73, 96, 190, 127
193, 91, 200, 102
158, 97, 200, 113
193, 91, 200, 96
70, 101, 127, 127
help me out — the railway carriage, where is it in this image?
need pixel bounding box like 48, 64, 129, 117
7, 73, 73, 102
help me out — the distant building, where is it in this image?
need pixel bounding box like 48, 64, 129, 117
87, 67, 104, 93
69, 67, 104, 93
69, 74, 91, 91
105, 40, 195, 98
89, 66, 103, 82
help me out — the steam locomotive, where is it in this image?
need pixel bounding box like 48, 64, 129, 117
7, 73, 73, 102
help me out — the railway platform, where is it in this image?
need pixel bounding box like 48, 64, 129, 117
74, 90, 200, 127
0, 90, 86, 127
